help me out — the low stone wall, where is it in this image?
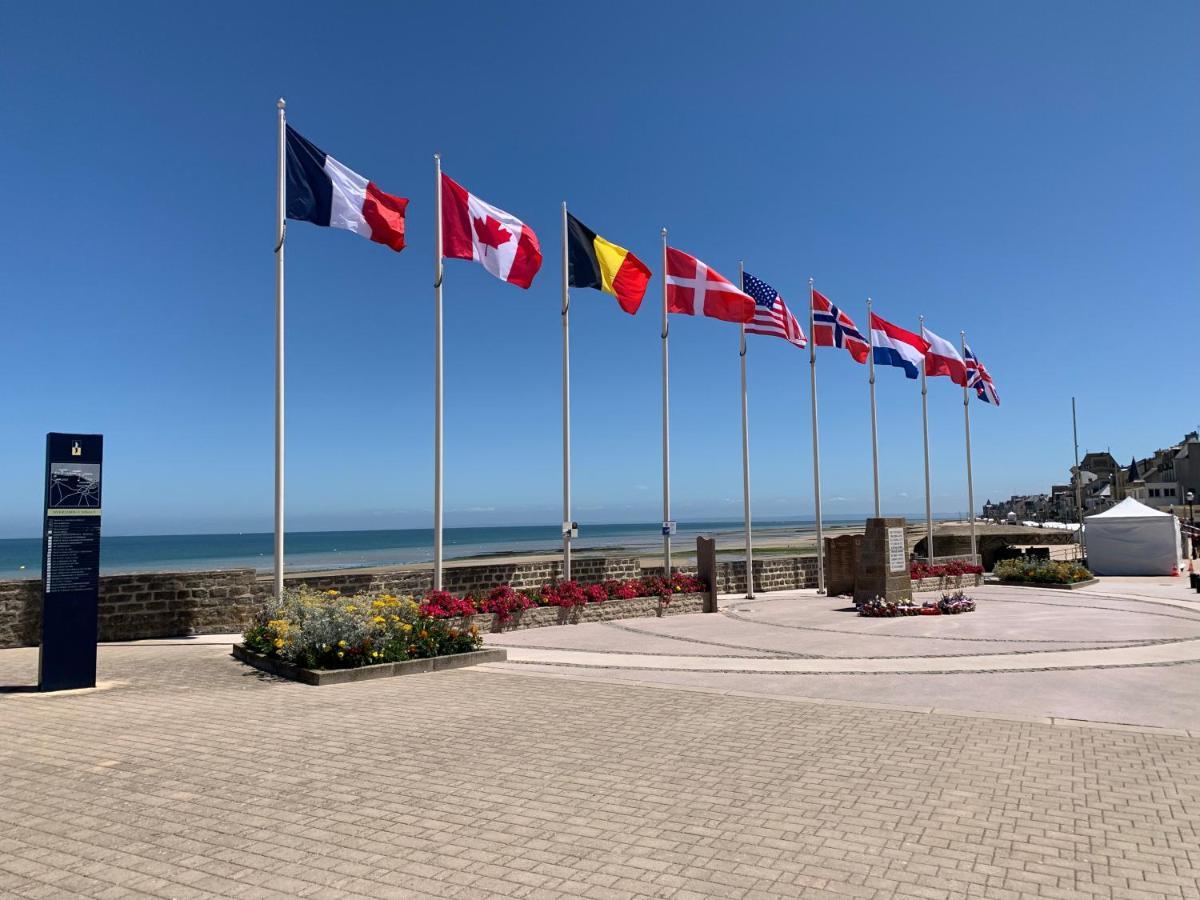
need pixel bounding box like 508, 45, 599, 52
643, 555, 819, 594
0, 551, 822, 650
912, 573, 984, 592
0, 569, 259, 649
459, 593, 705, 633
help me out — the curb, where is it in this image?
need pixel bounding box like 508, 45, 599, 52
231, 645, 507, 685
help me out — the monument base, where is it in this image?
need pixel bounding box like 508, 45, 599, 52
854, 517, 912, 605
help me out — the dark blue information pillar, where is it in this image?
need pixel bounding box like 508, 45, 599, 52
39, 433, 104, 692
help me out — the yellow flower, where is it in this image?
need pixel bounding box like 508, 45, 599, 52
400, 623, 413, 634
338, 640, 348, 649
372, 600, 385, 609
372, 616, 386, 625
389, 615, 401, 625
337, 651, 344, 659
325, 589, 340, 596
273, 638, 285, 649
344, 604, 358, 613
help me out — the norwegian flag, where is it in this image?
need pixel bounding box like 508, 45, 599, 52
742, 271, 806, 348
811, 289, 869, 363
666, 248, 755, 323
964, 344, 1000, 405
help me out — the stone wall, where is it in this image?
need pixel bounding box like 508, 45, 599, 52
460, 593, 705, 633
643, 555, 819, 594
0, 553, 821, 650
0, 569, 260, 649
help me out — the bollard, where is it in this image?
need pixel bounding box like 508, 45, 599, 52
696, 536, 718, 613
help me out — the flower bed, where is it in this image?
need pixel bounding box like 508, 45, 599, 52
910, 560, 983, 581
240, 575, 711, 676
992, 559, 1092, 585
419, 574, 706, 624
859, 591, 977, 618
242, 588, 483, 671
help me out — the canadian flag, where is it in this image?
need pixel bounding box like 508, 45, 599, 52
666, 247, 755, 323
441, 174, 542, 288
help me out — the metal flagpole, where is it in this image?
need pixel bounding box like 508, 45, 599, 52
961, 331, 977, 564
738, 262, 753, 598
273, 98, 286, 599
661, 228, 672, 576
809, 278, 825, 593
919, 316, 934, 564
867, 297, 881, 517
1072, 396, 1084, 559
433, 155, 444, 591
561, 202, 572, 581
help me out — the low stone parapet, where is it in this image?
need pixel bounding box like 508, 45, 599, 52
458, 592, 704, 633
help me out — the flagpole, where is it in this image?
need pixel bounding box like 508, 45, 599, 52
809, 278, 825, 594
561, 202, 572, 581
867, 297, 880, 517
661, 228, 672, 577
738, 262, 753, 599
433, 154, 444, 591
961, 331, 977, 564
919, 315, 934, 564
273, 98, 286, 599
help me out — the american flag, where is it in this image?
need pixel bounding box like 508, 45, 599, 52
741, 271, 807, 348
811, 289, 870, 364
964, 344, 1000, 406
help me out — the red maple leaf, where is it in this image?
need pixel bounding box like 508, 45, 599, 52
472, 215, 512, 255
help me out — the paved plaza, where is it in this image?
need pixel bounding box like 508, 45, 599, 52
2, 579, 1199, 899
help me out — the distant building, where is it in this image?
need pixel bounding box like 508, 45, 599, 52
986, 433, 1199, 523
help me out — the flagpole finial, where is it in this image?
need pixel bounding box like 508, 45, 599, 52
661, 227, 667, 238
433, 152, 440, 162
277, 98, 286, 110
809, 276, 814, 286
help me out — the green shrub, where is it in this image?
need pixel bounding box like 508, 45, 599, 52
993, 558, 1091, 584
242, 587, 482, 669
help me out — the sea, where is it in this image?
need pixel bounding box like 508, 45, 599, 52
0, 518, 857, 580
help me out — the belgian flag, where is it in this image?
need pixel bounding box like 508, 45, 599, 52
567, 213, 651, 315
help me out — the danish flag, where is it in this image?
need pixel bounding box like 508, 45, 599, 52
811, 289, 869, 363
666, 248, 755, 323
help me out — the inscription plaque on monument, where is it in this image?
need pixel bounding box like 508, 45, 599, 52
39, 433, 103, 692
887, 527, 906, 573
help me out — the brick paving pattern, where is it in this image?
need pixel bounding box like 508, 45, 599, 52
2, 644, 1199, 899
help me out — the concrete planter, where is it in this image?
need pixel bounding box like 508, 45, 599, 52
456, 592, 705, 634
231, 644, 506, 686
994, 578, 1099, 591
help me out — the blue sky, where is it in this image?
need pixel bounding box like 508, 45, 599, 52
1, 1, 1196, 537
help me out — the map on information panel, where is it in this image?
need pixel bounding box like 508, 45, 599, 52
49, 463, 101, 509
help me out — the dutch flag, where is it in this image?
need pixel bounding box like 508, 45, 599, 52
870, 312, 930, 379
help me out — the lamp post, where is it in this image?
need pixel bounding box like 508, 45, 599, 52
1188, 490, 1196, 560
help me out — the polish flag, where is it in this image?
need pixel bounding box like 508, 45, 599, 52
285, 126, 407, 251
666, 248, 755, 323
441, 174, 542, 288
921, 325, 968, 386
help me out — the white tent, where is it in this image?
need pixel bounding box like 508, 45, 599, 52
1084, 498, 1181, 576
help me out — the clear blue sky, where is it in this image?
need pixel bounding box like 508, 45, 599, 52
2, 1, 1196, 537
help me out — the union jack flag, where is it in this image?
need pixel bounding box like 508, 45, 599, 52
964, 344, 1000, 406
811, 289, 869, 363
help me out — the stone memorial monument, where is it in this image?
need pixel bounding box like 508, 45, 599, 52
853, 517, 912, 605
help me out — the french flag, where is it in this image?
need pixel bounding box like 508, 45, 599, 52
285, 126, 408, 252
920, 325, 968, 386
870, 313, 930, 379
